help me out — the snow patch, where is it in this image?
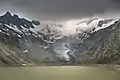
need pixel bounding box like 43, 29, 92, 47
5, 24, 22, 33
58, 17, 119, 36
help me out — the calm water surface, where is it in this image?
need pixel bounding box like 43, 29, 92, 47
0, 66, 120, 80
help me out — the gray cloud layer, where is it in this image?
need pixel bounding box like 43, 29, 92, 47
0, 0, 120, 21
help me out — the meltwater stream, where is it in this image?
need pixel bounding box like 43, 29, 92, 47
0, 66, 120, 80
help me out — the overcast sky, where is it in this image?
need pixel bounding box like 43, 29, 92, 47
0, 0, 120, 21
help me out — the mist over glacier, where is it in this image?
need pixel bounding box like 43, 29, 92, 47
34, 15, 119, 61
39, 15, 119, 36
0, 11, 119, 62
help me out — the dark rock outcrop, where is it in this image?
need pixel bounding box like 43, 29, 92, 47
71, 20, 120, 64
0, 12, 55, 66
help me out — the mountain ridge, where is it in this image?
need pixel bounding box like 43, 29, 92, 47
0, 12, 120, 65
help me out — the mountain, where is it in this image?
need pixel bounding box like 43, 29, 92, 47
0, 12, 120, 65
49, 17, 119, 63
82, 20, 120, 64
64, 19, 120, 64
0, 12, 60, 66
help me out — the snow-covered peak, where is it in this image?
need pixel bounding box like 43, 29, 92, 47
39, 23, 63, 40
0, 12, 43, 46
40, 17, 119, 38
37, 17, 119, 44
47, 17, 119, 61
60, 17, 119, 36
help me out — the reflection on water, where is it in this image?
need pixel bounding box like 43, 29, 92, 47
0, 66, 120, 80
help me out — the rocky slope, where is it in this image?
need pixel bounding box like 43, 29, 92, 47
49, 18, 120, 64
0, 12, 60, 66
84, 20, 120, 64
0, 12, 120, 66
66, 19, 120, 64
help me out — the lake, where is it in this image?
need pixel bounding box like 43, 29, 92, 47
0, 66, 120, 80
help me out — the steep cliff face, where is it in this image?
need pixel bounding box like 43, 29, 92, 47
0, 12, 120, 65
85, 20, 120, 64
0, 12, 58, 66
49, 18, 120, 64
71, 19, 120, 64
0, 12, 38, 66
0, 42, 35, 66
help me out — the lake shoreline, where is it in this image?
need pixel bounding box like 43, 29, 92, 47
0, 63, 120, 71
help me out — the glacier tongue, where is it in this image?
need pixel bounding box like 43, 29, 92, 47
48, 17, 119, 62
